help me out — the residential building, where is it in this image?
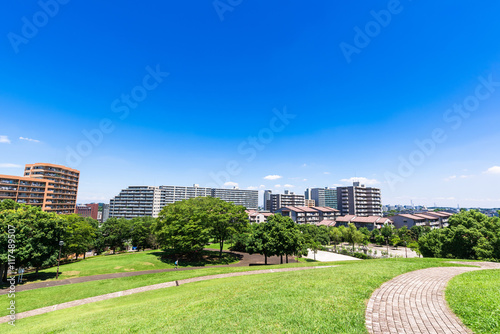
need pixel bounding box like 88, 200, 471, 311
335, 215, 393, 231
246, 210, 273, 223
0, 175, 48, 209
269, 190, 305, 213
337, 182, 382, 216
76, 203, 99, 219
24, 163, 80, 214
276, 206, 339, 224
109, 184, 258, 219
304, 199, 315, 207
391, 212, 453, 229
305, 187, 338, 209
211, 187, 258, 209
0, 163, 79, 214
263, 190, 272, 211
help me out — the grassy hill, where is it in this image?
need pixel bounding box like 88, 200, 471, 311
3, 258, 485, 333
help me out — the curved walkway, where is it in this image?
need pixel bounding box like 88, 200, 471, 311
365, 262, 500, 334
0, 249, 296, 295
0, 265, 336, 324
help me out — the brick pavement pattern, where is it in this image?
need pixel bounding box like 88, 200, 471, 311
0, 265, 336, 324
365, 262, 500, 334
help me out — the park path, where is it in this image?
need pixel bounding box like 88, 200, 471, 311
0, 248, 296, 295
365, 261, 500, 334
0, 265, 336, 324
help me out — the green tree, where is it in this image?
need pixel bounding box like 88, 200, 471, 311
344, 223, 364, 253
153, 197, 212, 254
64, 214, 97, 260
381, 224, 393, 244
131, 216, 157, 251
330, 227, 342, 251
246, 220, 275, 265
100, 218, 132, 254
390, 235, 401, 249
0, 204, 66, 279
207, 198, 248, 258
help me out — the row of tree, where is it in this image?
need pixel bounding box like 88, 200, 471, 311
418, 210, 500, 261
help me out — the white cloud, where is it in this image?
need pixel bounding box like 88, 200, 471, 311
274, 184, 282, 188
247, 186, 258, 190
323, 172, 330, 175
224, 181, 238, 187
332, 183, 343, 187
302, 179, 308, 182
301, 163, 308, 167
340, 177, 380, 186
459, 175, 473, 179
284, 184, 295, 188
444, 175, 457, 182
19, 136, 40, 143
0, 136, 10, 144
484, 166, 500, 174
0, 163, 22, 168
259, 185, 266, 189
264, 175, 282, 180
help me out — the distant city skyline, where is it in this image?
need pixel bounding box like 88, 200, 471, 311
1, 1, 500, 209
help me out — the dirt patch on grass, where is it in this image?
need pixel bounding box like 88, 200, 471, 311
142, 262, 155, 266
63, 271, 80, 276
114, 266, 123, 269
124, 268, 135, 271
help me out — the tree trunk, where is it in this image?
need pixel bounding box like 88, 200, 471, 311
1, 263, 6, 282
265, 255, 268, 265
219, 240, 223, 258
75, 253, 78, 260
286, 254, 288, 263
280, 255, 283, 264
84, 252, 86, 260
36, 267, 39, 275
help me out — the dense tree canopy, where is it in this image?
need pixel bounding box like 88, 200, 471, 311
419, 210, 500, 260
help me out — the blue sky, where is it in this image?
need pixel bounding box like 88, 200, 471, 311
1, 0, 500, 208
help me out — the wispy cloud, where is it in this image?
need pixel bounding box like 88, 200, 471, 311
444, 175, 457, 182
19, 136, 40, 143
224, 181, 238, 187
259, 185, 265, 189
264, 174, 282, 180
0, 136, 10, 144
484, 166, 500, 175
284, 184, 295, 188
0, 163, 22, 168
274, 184, 282, 188
323, 172, 330, 175
340, 177, 380, 186
247, 186, 258, 190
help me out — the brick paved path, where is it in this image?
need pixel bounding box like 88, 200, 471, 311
0, 265, 336, 324
365, 262, 500, 334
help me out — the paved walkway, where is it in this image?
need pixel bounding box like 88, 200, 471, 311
0, 265, 336, 324
305, 249, 361, 262
0, 249, 297, 295
365, 262, 500, 334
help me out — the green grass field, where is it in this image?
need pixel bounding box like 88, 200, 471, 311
447, 269, 500, 333
15, 249, 239, 284
3, 258, 478, 333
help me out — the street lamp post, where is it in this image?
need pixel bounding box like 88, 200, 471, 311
56, 241, 64, 279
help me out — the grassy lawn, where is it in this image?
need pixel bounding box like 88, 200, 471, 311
0, 261, 342, 317
447, 269, 500, 333
206, 242, 233, 251
4, 258, 478, 333
13, 249, 239, 284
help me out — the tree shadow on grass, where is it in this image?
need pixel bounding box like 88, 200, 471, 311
0, 271, 58, 288
151, 249, 242, 267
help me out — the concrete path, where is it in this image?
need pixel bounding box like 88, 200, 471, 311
0, 265, 336, 324
365, 262, 500, 334
0, 248, 297, 295
305, 249, 361, 262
